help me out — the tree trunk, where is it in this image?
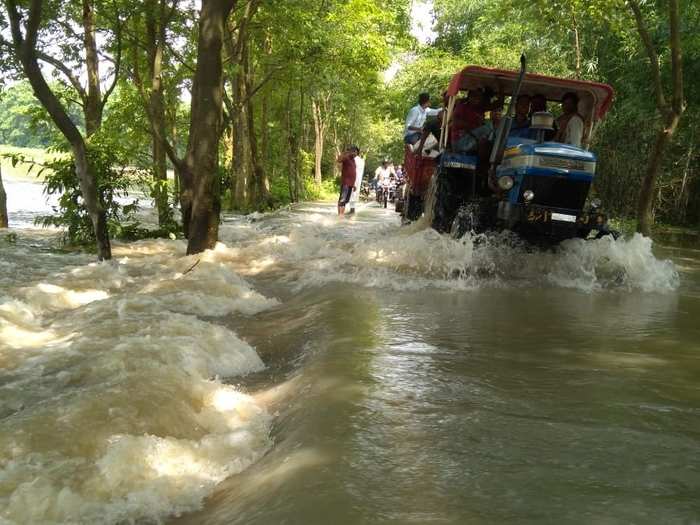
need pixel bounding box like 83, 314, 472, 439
297, 86, 305, 199
231, 70, 250, 210
243, 47, 269, 210
0, 166, 8, 228
6, 0, 111, 259
637, 114, 679, 236
171, 111, 179, 204
572, 11, 582, 79
259, 84, 271, 204
677, 137, 694, 223
146, 0, 170, 226
285, 89, 297, 202
82, 0, 103, 136
629, 0, 685, 236
312, 99, 325, 186
184, 0, 236, 255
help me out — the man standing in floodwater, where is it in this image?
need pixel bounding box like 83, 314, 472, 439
337, 145, 358, 217
347, 148, 365, 216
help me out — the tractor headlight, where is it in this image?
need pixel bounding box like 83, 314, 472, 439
523, 190, 535, 202
590, 198, 602, 209
498, 176, 514, 191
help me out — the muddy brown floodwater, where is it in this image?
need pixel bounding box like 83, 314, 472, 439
1, 188, 698, 524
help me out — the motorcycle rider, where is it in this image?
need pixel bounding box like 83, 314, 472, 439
374, 160, 394, 204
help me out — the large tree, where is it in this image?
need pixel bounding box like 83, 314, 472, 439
3, 0, 121, 259
628, 0, 685, 236
182, 0, 236, 253
126, 0, 186, 227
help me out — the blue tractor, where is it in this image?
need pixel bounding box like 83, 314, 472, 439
423, 56, 617, 243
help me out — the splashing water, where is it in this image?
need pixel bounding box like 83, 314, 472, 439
219, 206, 679, 293
0, 236, 276, 525
0, 202, 681, 524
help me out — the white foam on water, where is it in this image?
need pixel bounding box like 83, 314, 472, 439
0, 240, 276, 525
0, 205, 681, 524
223, 208, 679, 293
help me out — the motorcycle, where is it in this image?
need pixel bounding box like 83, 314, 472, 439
360, 180, 371, 201
379, 180, 397, 209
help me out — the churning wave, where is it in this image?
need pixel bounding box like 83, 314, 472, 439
0, 239, 276, 524
0, 205, 679, 524
218, 208, 680, 293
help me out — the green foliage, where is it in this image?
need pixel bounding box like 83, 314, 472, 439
32, 143, 143, 246
5, 0, 696, 235
386, 0, 700, 228
0, 81, 83, 148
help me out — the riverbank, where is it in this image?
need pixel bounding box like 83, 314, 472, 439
0, 145, 59, 182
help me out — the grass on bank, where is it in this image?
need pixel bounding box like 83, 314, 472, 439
0, 145, 62, 182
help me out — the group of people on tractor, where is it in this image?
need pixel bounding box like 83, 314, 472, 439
404, 88, 585, 163
396, 58, 618, 243
336, 59, 603, 233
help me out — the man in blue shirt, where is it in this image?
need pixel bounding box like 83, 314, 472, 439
509, 94, 532, 140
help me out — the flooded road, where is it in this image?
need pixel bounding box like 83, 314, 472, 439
1, 190, 699, 524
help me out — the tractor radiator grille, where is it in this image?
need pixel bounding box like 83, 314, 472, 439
519, 176, 590, 210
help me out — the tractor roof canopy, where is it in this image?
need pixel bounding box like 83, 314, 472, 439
446, 65, 614, 121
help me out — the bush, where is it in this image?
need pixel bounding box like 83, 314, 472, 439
31, 144, 147, 246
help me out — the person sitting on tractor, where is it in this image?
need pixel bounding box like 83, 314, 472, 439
530, 93, 547, 113
530, 93, 556, 140
450, 88, 503, 178
509, 94, 532, 139
450, 88, 504, 153
554, 92, 584, 147
414, 92, 448, 156
450, 91, 484, 152
404, 93, 441, 145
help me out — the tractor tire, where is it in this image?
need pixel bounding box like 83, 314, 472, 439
404, 192, 423, 221
431, 171, 462, 233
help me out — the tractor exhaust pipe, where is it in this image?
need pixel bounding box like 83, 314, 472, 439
488, 54, 527, 193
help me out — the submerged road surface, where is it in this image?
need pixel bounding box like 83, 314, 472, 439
1, 196, 698, 524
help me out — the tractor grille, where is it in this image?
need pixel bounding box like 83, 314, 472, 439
519, 176, 590, 210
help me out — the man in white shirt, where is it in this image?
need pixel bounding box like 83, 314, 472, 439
555, 92, 584, 148
404, 93, 441, 145
374, 160, 394, 186
347, 148, 365, 215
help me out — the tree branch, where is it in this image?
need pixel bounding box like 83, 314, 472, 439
668, 0, 684, 116
25, 0, 43, 51
131, 38, 183, 171
165, 41, 196, 73
6, 0, 26, 50
35, 49, 88, 101
627, 0, 667, 111
101, 13, 123, 108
